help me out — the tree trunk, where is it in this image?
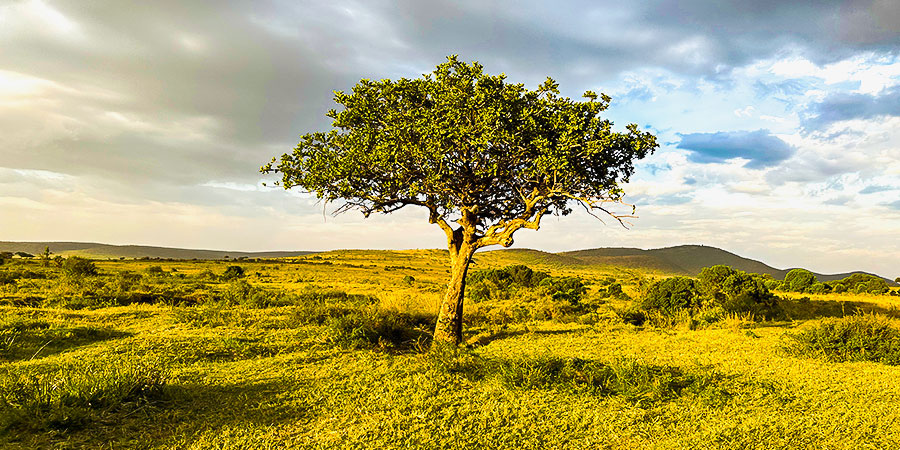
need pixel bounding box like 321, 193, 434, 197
433, 245, 475, 345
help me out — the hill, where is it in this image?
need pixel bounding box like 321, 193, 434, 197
0, 241, 315, 260
2, 241, 894, 285
561, 245, 896, 285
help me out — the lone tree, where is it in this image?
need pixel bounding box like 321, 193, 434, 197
263, 57, 657, 344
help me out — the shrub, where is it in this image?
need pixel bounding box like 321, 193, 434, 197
698, 266, 782, 319
62, 257, 98, 277
807, 283, 828, 294
619, 306, 646, 326
640, 277, 701, 313
783, 314, 900, 365
538, 276, 587, 305
784, 268, 816, 292
467, 265, 550, 302
600, 282, 630, 301
221, 265, 245, 280
323, 309, 434, 349
145, 266, 167, 276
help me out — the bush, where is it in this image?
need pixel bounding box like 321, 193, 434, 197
807, 283, 828, 294
640, 277, 701, 313
221, 266, 245, 280
698, 266, 782, 319
619, 306, 646, 326
145, 266, 167, 276
599, 282, 630, 301
783, 314, 900, 365
538, 276, 587, 305
826, 274, 890, 295
784, 268, 816, 292
467, 265, 550, 302
62, 257, 98, 277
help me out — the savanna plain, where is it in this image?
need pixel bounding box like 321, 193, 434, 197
1, 249, 900, 449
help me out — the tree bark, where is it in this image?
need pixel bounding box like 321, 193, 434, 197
433, 243, 475, 345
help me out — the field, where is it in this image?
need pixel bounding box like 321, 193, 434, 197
2, 250, 900, 449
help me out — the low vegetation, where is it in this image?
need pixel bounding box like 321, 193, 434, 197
0, 252, 898, 448
783, 313, 900, 364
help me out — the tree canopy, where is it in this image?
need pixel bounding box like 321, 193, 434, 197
263, 56, 657, 344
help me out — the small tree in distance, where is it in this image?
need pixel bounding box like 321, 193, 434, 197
263, 56, 658, 344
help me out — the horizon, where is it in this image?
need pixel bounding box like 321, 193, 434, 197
2, 1, 898, 277
3, 239, 896, 279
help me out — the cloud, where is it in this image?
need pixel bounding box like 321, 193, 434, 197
677, 130, 795, 168
803, 85, 900, 130
753, 79, 811, 98
860, 184, 897, 194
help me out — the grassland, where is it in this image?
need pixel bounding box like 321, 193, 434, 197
1, 250, 900, 449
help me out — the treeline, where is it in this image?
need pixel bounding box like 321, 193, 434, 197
773, 269, 894, 295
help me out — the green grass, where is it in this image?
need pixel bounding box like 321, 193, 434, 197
1, 253, 900, 448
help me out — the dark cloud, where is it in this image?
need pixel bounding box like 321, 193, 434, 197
677, 130, 795, 168
1, 0, 897, 208
643, 0, 900, 67
803, 85, 900, 130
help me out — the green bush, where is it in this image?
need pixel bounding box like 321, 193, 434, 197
640, 277, 701, 313
618, 306, 646, 326
538, 276, 587, 305
467, 265, 550, 303
783, 314, 900, 364
784, 269, 816, 292
62, 257, 98, 277
221, 266, 245, 280
698, 266, 782, 319
145, 266, 167, 276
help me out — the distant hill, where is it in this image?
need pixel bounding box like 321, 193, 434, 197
0, 241, 315, 260
2, 241, 893, 285
561, 245, 897, 285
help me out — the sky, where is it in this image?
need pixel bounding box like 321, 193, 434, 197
1, 0, 899, 277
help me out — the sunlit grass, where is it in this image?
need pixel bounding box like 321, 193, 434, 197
0, 252, 898, 448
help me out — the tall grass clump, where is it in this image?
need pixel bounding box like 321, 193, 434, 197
322, 310, 435, 350
427, 351, 726, 405
494, 356, 712, 402
783, 313, 900, 365
0, 359, 171, 434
